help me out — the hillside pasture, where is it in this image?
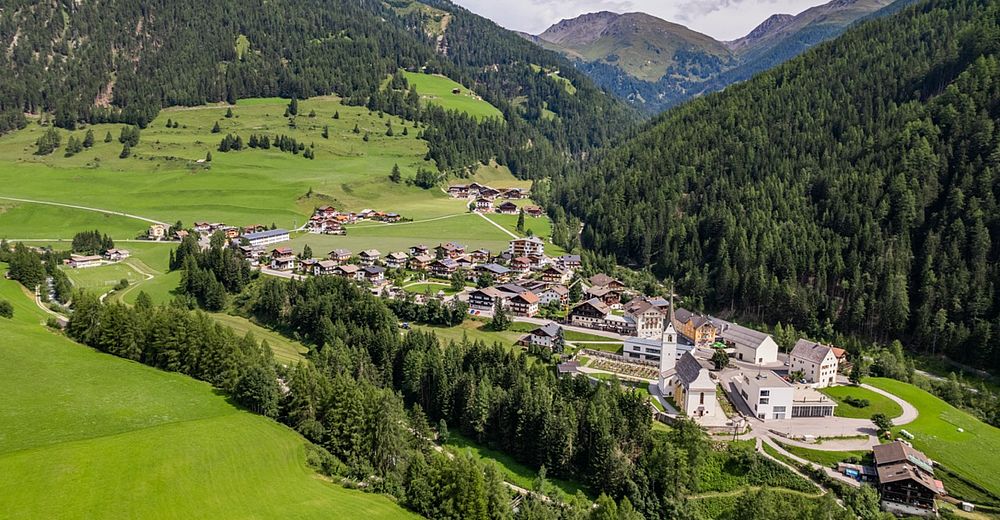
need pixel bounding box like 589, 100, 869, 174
0, 274, 417, 519
403, 72, 503, 120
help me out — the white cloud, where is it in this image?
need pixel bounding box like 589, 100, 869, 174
452, 0, 825, 41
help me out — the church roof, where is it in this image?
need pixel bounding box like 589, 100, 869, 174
676, 352, 714, 390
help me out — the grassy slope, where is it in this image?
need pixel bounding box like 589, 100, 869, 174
819, 384, 904, 419
0, 274, 417, 519
0, 201, 147, 239
403, 72, 503, 120
867, 377, 1000, 497
775, 441, 866, 468
209, 313, 309, 365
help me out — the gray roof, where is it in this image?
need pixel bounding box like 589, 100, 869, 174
790, 339, 834, 364
720, 322, 772, 350
243, 228, 289, 240
533, 322, 562, 338
478, 263, 511, 275
675, 352, 714, 390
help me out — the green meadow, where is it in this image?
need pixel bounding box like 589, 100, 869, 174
818, 384, 904, 419
0, 271, 417, 519
867, 377, 1000, 497
403, 72, 503, 120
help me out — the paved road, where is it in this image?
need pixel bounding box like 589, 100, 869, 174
259, 267, 306, 281
861, 383, 919, 424
0, 196, 168, 226
513, 316, 624, 340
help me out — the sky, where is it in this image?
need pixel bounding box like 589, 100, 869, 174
450, 0, 827, 41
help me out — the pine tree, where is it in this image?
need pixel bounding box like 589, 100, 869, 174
82, 129, 94, 148
333, 111, 340, 120
225, 107, 234, 118
205, 152, 212, 162
287, 97, 299, 116
119, 143, 131, 158
211, 121, 221, 133
322, 125, 329, 139
352, 124, 360, 134
302, 245, 313, 259
516, 209, 525, 232
363, 132, 370, 142
104, 131, 113, 143
390, 163, 402, 183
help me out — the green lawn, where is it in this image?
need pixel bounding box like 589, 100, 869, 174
0, 273, 416, 519
403, 72, 503, 120
412, 320, 523, 346
403, 282, 458, 296
774, 441, 867, 468
572, 341, 623, 354
445, 433, 589, 502
62, 262, 145, 294
819, 384, 904, 419
118, 270, 182, 306
563, 329, 619, 342
0, 96, 444, 238
209, 313, 309, 365
867, 377, 1000, 497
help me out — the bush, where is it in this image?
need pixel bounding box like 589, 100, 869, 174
114, 279, 130, 291
0, 299, 13, 318
844, 396, 870, 408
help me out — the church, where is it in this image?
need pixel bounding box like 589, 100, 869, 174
657, 306, 718, 419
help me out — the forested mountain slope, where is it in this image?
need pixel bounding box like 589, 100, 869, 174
551, 0, 1000, 370
0, 0, 634, 177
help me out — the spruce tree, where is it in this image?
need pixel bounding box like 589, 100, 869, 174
389, 164, 401, 183
119, 143, 131, 158
211, 121, 221, 133
82, 129, 94, 148
104, 131, 113, 143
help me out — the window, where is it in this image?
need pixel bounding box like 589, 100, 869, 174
773, 406, 786, 413
760, 398, 769, 405
699, 392, 705, 405
760, 390, 770, 396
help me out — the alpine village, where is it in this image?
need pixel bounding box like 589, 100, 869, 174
2, 0, 1000, 519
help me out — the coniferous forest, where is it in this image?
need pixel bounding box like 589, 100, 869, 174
551, 0, 1000, 371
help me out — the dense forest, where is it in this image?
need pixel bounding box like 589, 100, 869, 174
551, 0, 1000, 370
0, 0, 634, 178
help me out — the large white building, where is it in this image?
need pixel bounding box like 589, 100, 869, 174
735, 370, 838, 420
718, 321, 779, 365
790, 339, 839, 387
243, 228, 290, 249
623, 335, 693, 363
508, 237, 545, 257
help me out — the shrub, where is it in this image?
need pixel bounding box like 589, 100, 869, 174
844, 396, 870, 408
0, 299, 13, 318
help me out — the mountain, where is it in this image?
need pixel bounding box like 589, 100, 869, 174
549, 0, 1000, 371
0, 0, 636, 174
533, 0, 899, 112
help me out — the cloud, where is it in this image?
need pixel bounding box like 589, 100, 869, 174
452, 0, 823, 40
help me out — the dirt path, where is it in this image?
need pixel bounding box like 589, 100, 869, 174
0, 196, 167, 226
476, 212, 518, 239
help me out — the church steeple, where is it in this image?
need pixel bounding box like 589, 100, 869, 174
658, 288, 678, 394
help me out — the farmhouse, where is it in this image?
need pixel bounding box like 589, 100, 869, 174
408, 254, 434, 271
536, 284, 569, 306
270, 247, 296, 271
873, 442, 944, 516
65, 254, 103, 269
363, 266, 386, 285
104, 249, 130, 262
431, 258, 459, 278
436, 242, 465, 259
314, 259, 339, 276
523, 205, 544, 217
474, 197, 494, 212
475, 263, 511, 283
409, 244, 430, 257
540, 265, 570, 284
569, 298, 612, 329
501, 187, 526, 200
509, 237, 545, 257
790, 339, 839, 387
672, 308, 718, 347
718, 321, 779, 365
244, 229, 290, 249
496, 201, 518, 215
447, 185, 470, 198
335, 264, 363, 281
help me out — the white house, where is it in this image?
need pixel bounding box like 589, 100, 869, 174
718, 322, 779, 365
625, 299, 666, 339
526, 322, 563, 350
244, 228, 290, 249
736, 371, 795, 421
790, 339, 839, 387
148, 224, 167, 241
65, 254, 103, 268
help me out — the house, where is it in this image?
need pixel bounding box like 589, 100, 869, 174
510, 256, 532, 274
718, 321, 779, 365
495, 283, 530, 298
148, 224, 167, 241
625, 299, 667, 339
508, 291, 540, 317
588, 273, 625, 291
244, 229, 290, 249
502, 187, 526, 200
527, 254, 547, 270
238, 245, 261, 264
496, 201, 518, 215
569, 298, 612, 329
474, 197, 493, 212
790, 339, 839, 387
585, 284, 621, 308
447, 185, 470, 198
358, 249, 381, 266
469, 287, 504, 311
65, 254, 103, 269
873, 442, 944, 516
556, 255, 582, 270
526, 322, 563, 351
509, 237, 545, 257
382, 212, 402, 223
193, 221, 213, 234
409, 244, 430, 257
431, 258, 459, 278
454, 255, 475, 270
384, 252, 408, 269
363, 266, 386, 285
299, 258, 319, 274
536, 284, 569, 306
673, 308, 719, 347
335, 264, 363, 281
221, 226, 240, 239
523, 205, 544, 217
408, 254, 434, 271
539, 265, 571, 284
270, 247, 296, 271
174, 230, 190, 241
435, 242, 465, 259
475, 263, 511, 283
471, 249, 491, 264
328, 249, 352, 264
314, 259, 339, 276
316, 205, 338, 218
104, 249, 130, 262
479, 187, 501, 200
